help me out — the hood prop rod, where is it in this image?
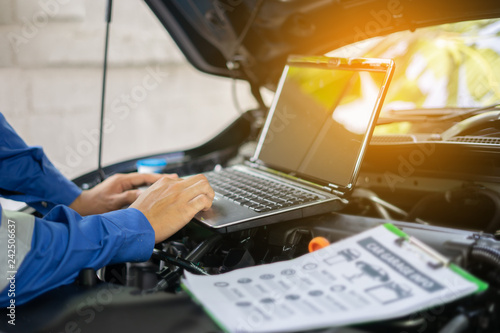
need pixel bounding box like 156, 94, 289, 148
97, 0, 113, 181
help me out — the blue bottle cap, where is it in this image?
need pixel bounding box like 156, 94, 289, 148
136, 158, 167, 167
136, 158, 167, 173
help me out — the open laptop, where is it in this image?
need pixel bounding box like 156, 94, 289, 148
195, 55, 395, 232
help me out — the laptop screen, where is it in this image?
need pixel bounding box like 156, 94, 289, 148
254, 57, 393, 190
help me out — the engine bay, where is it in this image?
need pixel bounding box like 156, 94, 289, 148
100, 213, 500, 333
97, 112, 500, 332
5, 110, 500, 333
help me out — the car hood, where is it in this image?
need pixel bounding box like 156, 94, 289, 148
145, 0, 500, 89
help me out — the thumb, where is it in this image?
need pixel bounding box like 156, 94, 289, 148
114, 189, 142, 208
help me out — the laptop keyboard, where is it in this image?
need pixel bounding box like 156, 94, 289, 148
206, 168, 320, 213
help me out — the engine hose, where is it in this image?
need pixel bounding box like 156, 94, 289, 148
405, 192, 443, 223
147, 234, 223, 293
185, 234, 223, 262
405, 187, 500, 233
471, 245, 500, 268
479, 188, 500, 233
438, 314, 469, 333
161, 233, 223, 277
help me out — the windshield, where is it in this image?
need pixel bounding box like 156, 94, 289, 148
328, 19, 500, 113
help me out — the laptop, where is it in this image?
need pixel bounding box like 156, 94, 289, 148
195, 55, 395, 232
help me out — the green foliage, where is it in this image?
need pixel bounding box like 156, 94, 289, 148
361, 19, 500, 109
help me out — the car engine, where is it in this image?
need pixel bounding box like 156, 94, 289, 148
96, 109, 500, 333
6, 110, 500, 333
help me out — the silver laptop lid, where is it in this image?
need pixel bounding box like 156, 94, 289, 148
252, 56, 395, 195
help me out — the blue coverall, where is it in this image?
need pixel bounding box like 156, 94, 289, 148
0, 113, 154, 306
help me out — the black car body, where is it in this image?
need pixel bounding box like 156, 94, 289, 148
3, 0, 500, 332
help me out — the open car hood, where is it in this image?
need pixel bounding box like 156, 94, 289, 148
145, 0, 500, 89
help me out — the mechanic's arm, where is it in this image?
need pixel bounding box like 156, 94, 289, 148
0, 113, 82, 214
1, 113, 170, 216
0, 174, 214, 306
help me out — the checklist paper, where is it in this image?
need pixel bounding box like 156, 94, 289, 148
181, 224, 487, 333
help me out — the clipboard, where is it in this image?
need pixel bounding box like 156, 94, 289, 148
386, 224, 488, 291
181, 224, 488, 333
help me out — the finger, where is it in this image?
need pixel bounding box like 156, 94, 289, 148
119, 173, 164, 190
188, 193, 214, 213
114, 189, 142, 207
155, 174, 207, 194
178, 174, 210, 188
181, 176, 214, 202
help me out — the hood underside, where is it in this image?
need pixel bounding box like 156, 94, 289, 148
145, 0, 500, 89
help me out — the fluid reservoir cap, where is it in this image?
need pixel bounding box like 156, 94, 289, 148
136, 158, 167, 174
308, 236, 330, 252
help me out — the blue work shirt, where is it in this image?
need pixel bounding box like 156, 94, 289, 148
0, 113, 155, 306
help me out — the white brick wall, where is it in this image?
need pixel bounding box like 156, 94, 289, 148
15, 0, 86, 22
0, 0, 14, 25
0, 27, 14, 66
0, 0, 257, 179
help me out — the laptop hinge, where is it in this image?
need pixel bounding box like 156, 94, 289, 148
330, 189, 344, 196
328, 183, 346, 197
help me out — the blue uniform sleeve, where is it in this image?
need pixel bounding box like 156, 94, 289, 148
0, 204, 155, 306
0, 113, 82, 214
